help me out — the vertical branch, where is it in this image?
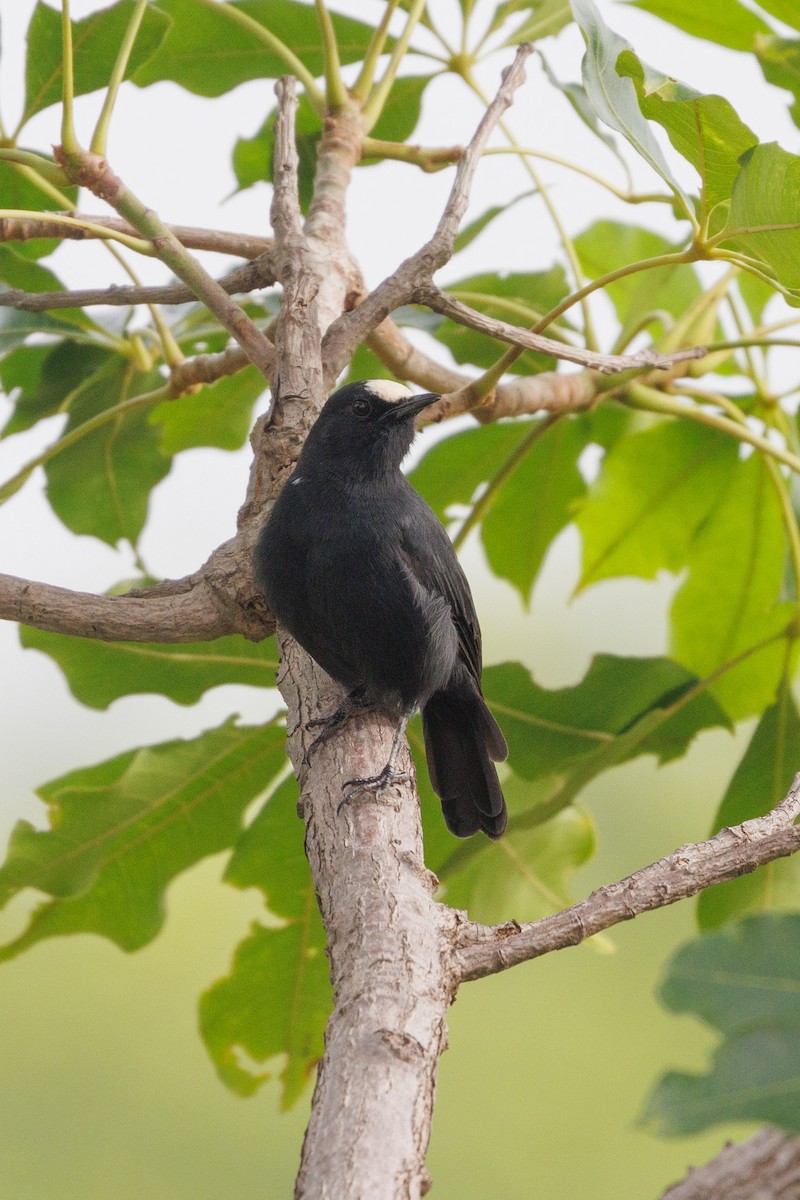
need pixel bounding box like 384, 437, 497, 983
265, 78, 461, 1200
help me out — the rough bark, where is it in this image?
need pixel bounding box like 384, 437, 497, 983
661, 1127, 800, 1199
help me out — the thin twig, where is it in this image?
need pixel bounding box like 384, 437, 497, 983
54, 147, 276, 382
422, 286, 707, 375
456, 774, 800, 982
0, 211, 273, 257
322, 44, 534, 379
0, 255, 278, 311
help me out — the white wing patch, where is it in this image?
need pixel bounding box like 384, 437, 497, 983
364, 379, 413, 404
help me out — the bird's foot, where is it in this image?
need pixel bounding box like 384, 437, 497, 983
338, 765, 413, 812
302, 692, 371, 767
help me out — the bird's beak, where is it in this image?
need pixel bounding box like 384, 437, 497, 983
382, 391, 441, 421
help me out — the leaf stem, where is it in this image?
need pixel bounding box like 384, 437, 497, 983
627, 383, 800, 477
315, 0, 350, 112
482, 147, 674, 206
60, 0, 79, 156
0, 382, 170, 507
0, 208, 152, 254
90, 0, 149, 155
453, 414, 561, 551
352, 0, 401, 103
363, 0, 427, 131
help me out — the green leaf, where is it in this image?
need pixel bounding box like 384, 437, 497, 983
443, 797, 596, 923
410, 409, 627, 600
233, 91, 320, 207
538, 55, 631, 168
501, 0, 573, 44
201, 777, 330, 1105
454, 191, 535, 254
22, 0, 172, 126
645, 1022, 800, 1134
717, 143, 800, 304
617, 53, 758, 214
576, 420, 738, 588
755, 36, 800, 129
44, 360, 170, 547
0, 161, 77, 260
671, 453, 792, 719
368, 75, 430, 144
570, 0, 689, 207
200, 917, 329, 1106
150, 364, 266, 453
410, 420, 541, 521
628, 0, 771, 51
478, 417, 589, 601
19, 625, 279, 709
433, 267, 571, 374
0, 246, 94, 330
698, 694, 800, 929
0, 309, 91, 353
1, 342, 112, 437
0, 721, 287, 958
574, 221, 701, 342
482, 655, 730, 784
757, 1, 800, 31
134, 0, 380, 96
644, 914, 800, 1135
736, 269, 777, 323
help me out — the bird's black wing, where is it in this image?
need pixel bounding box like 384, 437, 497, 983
398, 485, 483, 686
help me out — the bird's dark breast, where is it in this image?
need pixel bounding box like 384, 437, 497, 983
254, 481, 457, 713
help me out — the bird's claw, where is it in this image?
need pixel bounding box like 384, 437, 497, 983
337, 767, 413, 813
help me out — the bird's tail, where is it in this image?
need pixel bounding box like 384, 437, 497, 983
422, 679, 508, 839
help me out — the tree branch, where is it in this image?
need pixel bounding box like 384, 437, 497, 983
53, 148, 276, 382
0, 254, 278, 311
321, 43, 534, 379
0, 571, 235, 642
0, 211, 273, 258
421, 285, 707, 375
661, 1127, 800, 1200
456, 774, 800, 982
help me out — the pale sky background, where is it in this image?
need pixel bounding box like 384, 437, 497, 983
0, 0, 796, 831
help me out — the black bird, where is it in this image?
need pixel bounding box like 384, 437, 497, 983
254, 379, 507, 839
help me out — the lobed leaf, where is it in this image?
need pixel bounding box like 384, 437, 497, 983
482, 655, 731, 784
576, 419, 738, 588
19, 626, 279, 709
570, 0, 689, 209
644, 914, 800, 1135
671, 452, 793, 719
202, 778, 330, 1106
628, 0, 772, 51
200, 917, 329, 1106
716, 142, 800, 304
0, 721, 287, 957
617, 53, 758, 216
755, 35, 800, 129
150, 364, 267, 453
134, 0, 381, 96
44, 359, 170, 547
442, 795, 596, 923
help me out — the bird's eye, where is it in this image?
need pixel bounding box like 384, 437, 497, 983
351, 398, 372, 418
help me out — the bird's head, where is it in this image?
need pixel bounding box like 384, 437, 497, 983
302, 380, 441, 477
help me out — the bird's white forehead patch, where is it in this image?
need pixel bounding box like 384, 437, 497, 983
364, 379, 413, 404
